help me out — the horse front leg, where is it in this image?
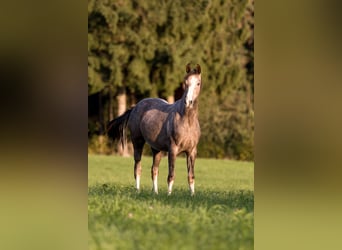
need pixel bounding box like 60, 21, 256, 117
167, 148, 177, 195
151, 148, 162, 194
187, 149, 197, 196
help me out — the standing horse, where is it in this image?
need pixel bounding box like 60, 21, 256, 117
107, 63, 202, 195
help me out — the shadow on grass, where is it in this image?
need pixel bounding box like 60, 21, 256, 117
89, 183, 254, 212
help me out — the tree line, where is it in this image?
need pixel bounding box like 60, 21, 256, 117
88, 0, 254, 160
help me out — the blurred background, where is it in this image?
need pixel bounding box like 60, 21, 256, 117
1, 0, 342, 249
88, 0, 254, 161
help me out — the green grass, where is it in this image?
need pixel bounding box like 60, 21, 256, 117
88, 155, 254, 250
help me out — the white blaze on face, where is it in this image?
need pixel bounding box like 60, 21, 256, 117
185, 76, 198, 108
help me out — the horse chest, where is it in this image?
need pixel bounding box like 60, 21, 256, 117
172, 120, 200, 150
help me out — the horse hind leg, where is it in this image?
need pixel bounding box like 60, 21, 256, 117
133, 138, 145, 192
151, 148, 162, 194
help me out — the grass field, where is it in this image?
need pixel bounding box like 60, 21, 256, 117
88, 155, 254, 250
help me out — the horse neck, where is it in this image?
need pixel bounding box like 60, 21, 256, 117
178, 93, 199, 121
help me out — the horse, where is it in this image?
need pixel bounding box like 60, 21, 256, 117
107, 63, 202, 195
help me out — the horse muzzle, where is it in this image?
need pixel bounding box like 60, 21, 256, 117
185, 99, 193, 108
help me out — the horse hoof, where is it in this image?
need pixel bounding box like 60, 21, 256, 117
151, 188, 158, 195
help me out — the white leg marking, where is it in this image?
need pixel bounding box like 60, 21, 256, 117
168, 180, 174, 195
153, 175, 158, 194
136, 175, 140, 191
190, 181, 195, 196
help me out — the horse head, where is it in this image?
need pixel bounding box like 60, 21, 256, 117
183, 63, 202, 108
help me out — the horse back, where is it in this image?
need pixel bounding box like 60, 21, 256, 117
128, 98, 200, 153
128, 98, 171, 149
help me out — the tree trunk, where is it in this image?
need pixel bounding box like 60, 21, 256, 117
98, 90, 103, 134
98, 90, 106, 154
167, 95, 174, 104
108, 86, 114, 121
117, 88, 127, 116
130, 92, 137, 107
116, 88, 129, 156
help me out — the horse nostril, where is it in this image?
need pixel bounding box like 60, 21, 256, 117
185, 99, 193, 106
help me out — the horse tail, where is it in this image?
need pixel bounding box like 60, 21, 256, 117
107, 109, 133, 149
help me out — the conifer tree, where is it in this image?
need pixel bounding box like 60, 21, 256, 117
88, 0, 254, 160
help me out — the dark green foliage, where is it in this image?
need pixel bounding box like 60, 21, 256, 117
88, 0, 254, 160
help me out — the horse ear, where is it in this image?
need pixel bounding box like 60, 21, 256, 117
196, 64, 201, 74
186, 63, 191, 73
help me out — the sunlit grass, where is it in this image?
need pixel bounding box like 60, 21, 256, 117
88, 155, 254, 250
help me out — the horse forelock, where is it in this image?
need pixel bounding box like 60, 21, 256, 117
184, 70, 201, 82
